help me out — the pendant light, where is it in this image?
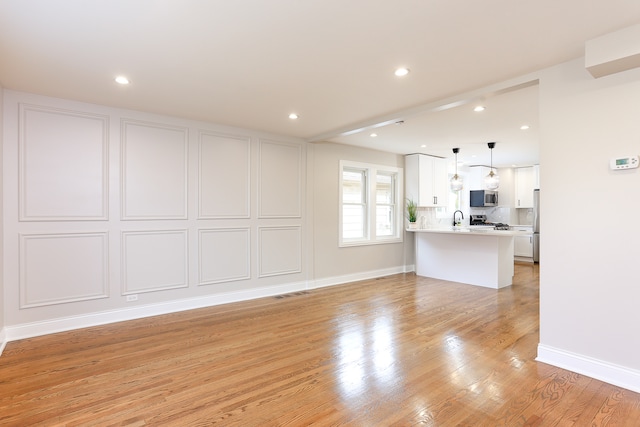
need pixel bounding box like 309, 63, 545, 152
484, 142, 500, 190
450, 148, 463, 191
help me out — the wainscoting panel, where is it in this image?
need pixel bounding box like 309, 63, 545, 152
198, 228, 251, 285
121, 230, 188, 294
258, 226, 302, 277
19, 104, 108, 221
121, 120, 188, 220
258, 140, 302, 218
198, 131, 250, 219
19, 233, 109, 308
3, 90, 307, 342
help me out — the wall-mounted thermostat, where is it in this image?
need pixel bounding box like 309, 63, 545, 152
610, 155, 639, 170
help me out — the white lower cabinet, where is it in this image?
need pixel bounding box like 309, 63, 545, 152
514, 234, 534, 257
513, 226, 534, 259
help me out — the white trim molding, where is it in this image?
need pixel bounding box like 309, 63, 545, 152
2, 265, 414, 345
5, 280, 307, 343
0, 328, 7, 357
309, 266, 410, 290
537, 344, 640, 393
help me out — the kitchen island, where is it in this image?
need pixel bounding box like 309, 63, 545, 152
411, 227, 528, 289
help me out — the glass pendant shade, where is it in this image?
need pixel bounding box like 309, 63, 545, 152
485, 142, 499, 190
450, 148, 463, 191
450, 174, 463, 191
484, 170, 500, 190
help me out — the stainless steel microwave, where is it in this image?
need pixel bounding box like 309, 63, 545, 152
470, 190, 498, 207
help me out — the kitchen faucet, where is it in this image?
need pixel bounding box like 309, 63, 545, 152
453, 210, 464, 226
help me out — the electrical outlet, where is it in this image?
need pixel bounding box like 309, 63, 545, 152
126, 294, 138, 302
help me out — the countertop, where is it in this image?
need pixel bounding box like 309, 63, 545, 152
407, 226, 530, 237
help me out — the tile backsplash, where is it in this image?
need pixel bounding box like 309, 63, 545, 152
470, 207, 514, 224
516, 208, 534, 225
414, 206, 533, 227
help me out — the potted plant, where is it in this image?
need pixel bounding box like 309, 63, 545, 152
406, 198, 418, 229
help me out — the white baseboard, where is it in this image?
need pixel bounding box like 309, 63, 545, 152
5, 280, 306, 342
537, 343, 640, 393
0, 328, 7, 356
4, 265, 415, 345
309, 266, 412, 290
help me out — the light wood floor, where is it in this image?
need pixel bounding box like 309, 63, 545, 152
1, 263, 639, 426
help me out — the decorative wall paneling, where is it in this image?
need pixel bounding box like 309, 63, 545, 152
258, 139, 302, 218
19, 232, 109, 308
19, 105, 109, 221
198, 228, 251, 285
198, 132, 250, 219
121, 230, 189, 295
120, 120, 188, 220
258, 226, 302, 278
2, 91, 306, 335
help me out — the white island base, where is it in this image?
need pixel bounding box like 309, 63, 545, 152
414, 229, 516, 289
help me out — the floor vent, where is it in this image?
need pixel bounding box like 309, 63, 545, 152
274, 291, 310, 299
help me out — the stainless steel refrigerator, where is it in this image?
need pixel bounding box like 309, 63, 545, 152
533, 189, 540, 263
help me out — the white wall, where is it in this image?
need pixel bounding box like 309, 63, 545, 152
2, 90, 308, 339
537, 58, 640, 391
309, 142, 412, 286
0, 84, 5, 354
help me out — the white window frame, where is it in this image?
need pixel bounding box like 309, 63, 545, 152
339, 160, 403, 247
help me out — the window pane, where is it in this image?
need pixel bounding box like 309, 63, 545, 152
376, 205, 393, 236
343, 204, 365, 238
375, 172, 396, 237
376, 173, 393, 204
343, 169, 365, 204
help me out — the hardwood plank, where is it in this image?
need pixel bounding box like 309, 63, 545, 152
1, 264, 639, 425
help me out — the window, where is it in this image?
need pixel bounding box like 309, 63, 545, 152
375, 172, 396, 237
341, 167, 367, 239
339, 161, 403, 246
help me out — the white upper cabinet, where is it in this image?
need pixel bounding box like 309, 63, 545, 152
533, 164, 540, 190
468, 166, 492, 190
515, 167, 535, 208
405, 154, 449, 207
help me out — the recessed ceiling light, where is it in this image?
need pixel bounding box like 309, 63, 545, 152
520, 125, 530, 130
288, 113, 299, 120
394, 67, 410, 77
420, 144, 427, 148
370, 133, 377, 137
474, 106, 485, 112
115, 76, 130, 85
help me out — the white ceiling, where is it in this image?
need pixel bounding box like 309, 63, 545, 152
326, 80, 541, 168
1, 1, 639, 166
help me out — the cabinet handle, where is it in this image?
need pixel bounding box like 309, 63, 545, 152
433, 196, 437, 205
